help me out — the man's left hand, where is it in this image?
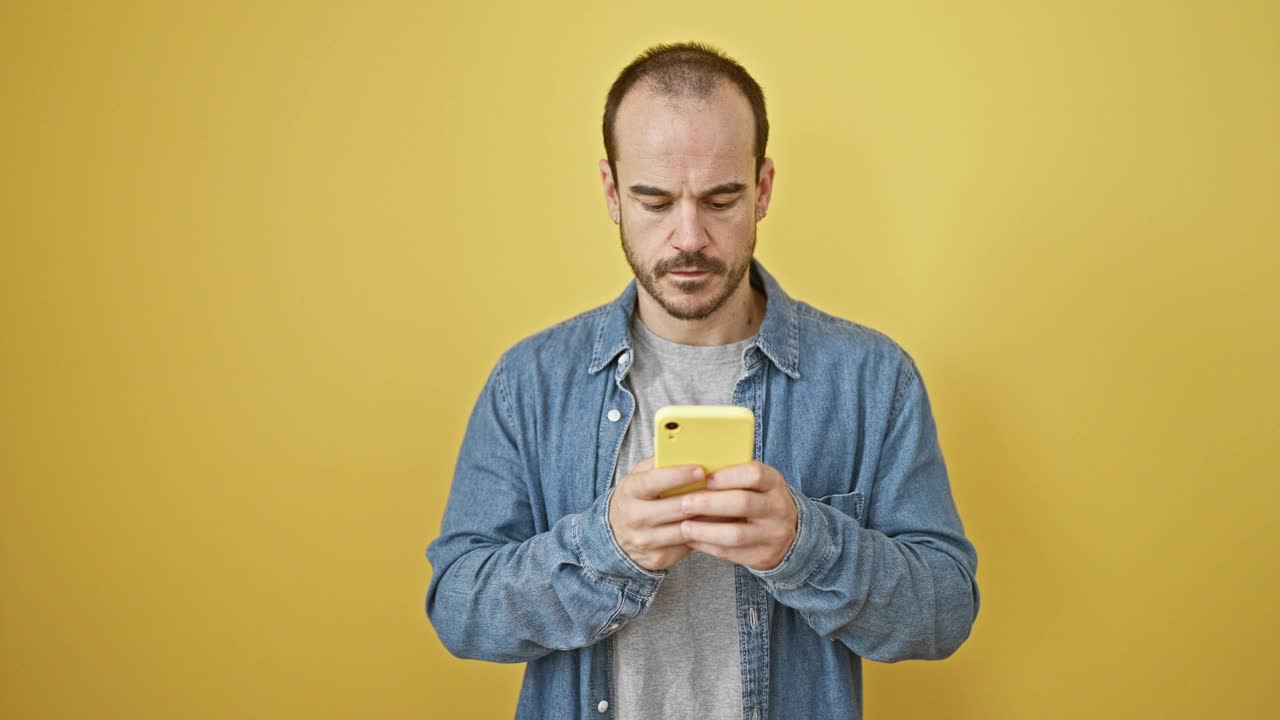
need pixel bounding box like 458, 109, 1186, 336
678, 461, 798, 571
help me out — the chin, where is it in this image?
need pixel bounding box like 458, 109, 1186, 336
664, 295, 725, 322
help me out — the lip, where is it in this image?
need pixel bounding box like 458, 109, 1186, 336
668, 269, 710, 277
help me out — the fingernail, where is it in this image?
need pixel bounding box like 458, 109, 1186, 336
693, 466, 705, 479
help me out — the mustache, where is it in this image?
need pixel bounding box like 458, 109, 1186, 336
655, 253, 725, 276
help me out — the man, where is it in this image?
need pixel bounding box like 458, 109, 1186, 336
426, 42, 979, 719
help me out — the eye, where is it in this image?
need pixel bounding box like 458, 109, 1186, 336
707, 198, 739, 211
643, 203, 670, 212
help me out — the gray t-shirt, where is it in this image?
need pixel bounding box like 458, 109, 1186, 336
610, 311, 754, 720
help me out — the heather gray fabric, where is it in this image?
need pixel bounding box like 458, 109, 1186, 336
610, 311, 755, 720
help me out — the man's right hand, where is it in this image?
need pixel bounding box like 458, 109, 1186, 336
608, 457, 702, 572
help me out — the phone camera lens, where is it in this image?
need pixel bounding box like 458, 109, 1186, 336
664, 422, 679, 430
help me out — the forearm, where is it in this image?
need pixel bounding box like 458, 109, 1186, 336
751, 487, 980, 662
427, 487, 665, 663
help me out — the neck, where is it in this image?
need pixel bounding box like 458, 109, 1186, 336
635, 277, 767, 346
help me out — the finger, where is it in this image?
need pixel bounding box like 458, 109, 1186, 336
633, 464, 705, 499
706, 462, 774, 492
634, 522, 691, 550
688, 541, 779, 570
632, 456, 654, 473
643, 495, 696, 526
681, 518, 759, 547
680, 489, 769, 519
686, 541, 737, 560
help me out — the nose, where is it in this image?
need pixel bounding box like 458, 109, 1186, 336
669, 199, 709, 253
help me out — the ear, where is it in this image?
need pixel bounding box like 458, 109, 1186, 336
754, 157, 776, 221
599, 159, 620, 224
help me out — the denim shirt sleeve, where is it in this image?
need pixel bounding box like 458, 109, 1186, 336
749, 357, 981, 662
425, 353, 665, 663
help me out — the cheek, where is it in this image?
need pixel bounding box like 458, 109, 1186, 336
621, 227, 662, 260
716, 212, 755, 240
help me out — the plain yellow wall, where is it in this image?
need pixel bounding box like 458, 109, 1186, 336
2, 1, 1277, 718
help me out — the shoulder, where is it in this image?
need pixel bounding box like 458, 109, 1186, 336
794, 299, 914, 368
492, 301, 612, 384
791, 298, 923, 408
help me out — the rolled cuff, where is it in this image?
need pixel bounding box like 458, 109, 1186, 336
572, 485, 666, 600
748, 485, 835, 589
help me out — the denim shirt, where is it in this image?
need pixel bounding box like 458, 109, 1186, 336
425, 260, 980, 720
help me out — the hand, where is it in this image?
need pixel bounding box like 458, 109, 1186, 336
677, 461, 798, 571
608, 457, 702, 572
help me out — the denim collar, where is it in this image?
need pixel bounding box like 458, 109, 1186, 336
587, 258, 801, 379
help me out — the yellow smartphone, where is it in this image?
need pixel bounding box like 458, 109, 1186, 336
654, 405, 755, 498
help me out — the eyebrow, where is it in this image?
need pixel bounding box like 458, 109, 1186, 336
627, 182, 748, 198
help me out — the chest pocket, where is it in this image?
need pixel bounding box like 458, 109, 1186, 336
809, 490, 866, 525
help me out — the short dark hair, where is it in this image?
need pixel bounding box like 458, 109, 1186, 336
602, 41, 769, 187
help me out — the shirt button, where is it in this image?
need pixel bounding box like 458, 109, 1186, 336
607, 409, 621, 422
619, 351, 630, 366
597, 700, 609, 713
607, 623, 620, 632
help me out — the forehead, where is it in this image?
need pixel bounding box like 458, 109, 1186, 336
613, 82, 755, 186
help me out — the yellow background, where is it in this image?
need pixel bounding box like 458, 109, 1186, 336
2, 1, 1277, 718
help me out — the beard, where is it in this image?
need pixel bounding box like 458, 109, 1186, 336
618, 218, 756, 322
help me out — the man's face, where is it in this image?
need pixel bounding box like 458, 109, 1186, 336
604, 82, 772, 321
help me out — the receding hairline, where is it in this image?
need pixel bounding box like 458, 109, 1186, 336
602, 41, 770, 182
611, 78, 757, 154
619, 75, 750, 114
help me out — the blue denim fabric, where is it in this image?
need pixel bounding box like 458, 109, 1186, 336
426, 259, 980, 719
